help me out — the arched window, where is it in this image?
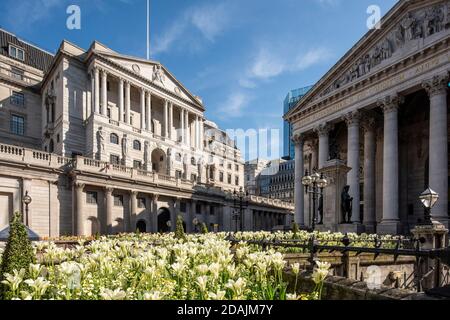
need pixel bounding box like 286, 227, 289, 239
110, 133, 119, 144
133, 140, 141, 151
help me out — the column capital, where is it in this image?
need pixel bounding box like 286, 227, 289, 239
361, 115, 377, 133
151, 194, 159, 201
130, 190, 138, 196
343, 110, 361, 127
73, 182, 85, 189
377, 94, 404, 114
422, 74, 449, 97
105, 187, 114, 194
314, 123, 333, 137
291, 134, 305, 146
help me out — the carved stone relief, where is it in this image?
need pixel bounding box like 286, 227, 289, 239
321, 2, 449, 97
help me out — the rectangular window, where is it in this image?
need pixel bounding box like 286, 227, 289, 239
114, 195, 124, 207
219, 172, 224, 182
210, 207, 215, 216
11, 68, 24, 80
228, 163, 232, 170
235, 177, 239, 186
86, 191, 98, 205
10, 91, 25, 106
196, 204, 201, 214
180, 202, 187, 213
191, 174, 197, 182
110, 154, 120, 165
133, 160, 142, 169
10, 115, 24, 136
138, 197, 146, 209
9, 45, 25, 61
107, 108, 111, 119
228, 174, 232, 184
235, 164, 239, 171
176, 170, 182, 179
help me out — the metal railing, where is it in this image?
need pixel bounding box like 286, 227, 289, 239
226, 234, 450, 292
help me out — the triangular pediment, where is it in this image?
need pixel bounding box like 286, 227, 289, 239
95, 51, 204, 110
286, 0, 450, 119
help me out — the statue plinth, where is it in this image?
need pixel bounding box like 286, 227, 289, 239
318, 159, 351, 232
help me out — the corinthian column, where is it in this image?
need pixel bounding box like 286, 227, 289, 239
423, 75, 449, 224
293, 134, 305, 226
362, 116, 377, 233
118, 79, 124, 122
105, 187, 114, 235
125, 81, 131, 125
74, 183, 85, 236
140, 88, 146, 130
315, 123, 333, 169
344, 111, 361, 223
377, 95, 404, 235
146, 92, 152, 132
101, 69, 108, 116
164, 100, 169, 138
94, 68, 100, 114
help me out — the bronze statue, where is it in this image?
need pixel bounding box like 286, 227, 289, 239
341, 185, 353, 224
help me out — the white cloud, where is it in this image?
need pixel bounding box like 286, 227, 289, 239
153, 2, 231, 55
240, 46, 333, 87
315, 0, 341, 7
216, 92, 251, 119
6, 0, 63, 30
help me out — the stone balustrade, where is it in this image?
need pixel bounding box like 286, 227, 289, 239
0, 142, 293, 211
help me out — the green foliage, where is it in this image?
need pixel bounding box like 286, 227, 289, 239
0, 212, 36, 299
175, 215, 186, 241
292, 223, 299, 238
201, 223, 208, 234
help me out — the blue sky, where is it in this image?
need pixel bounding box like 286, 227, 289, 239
1, 0, 398, 160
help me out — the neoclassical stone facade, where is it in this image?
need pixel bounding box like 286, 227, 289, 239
285, 0, 450, 234
0, 29, 293, 237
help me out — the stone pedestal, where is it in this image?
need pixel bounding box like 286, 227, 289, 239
338, 223, 366, 234
318, 159, 350, 232
377, 220, 403, 235
411, 221, 449, 291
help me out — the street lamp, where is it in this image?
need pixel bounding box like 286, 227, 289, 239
22, 191, 32, 226
302, 170, 329, 231
231, 187, 249, 232
419, 188, 439, 225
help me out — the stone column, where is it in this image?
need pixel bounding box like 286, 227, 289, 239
344, 111, 361, 223
204, 203, 210, 230
362, 116, 377, 233
125, 81, 131, 125
185, 110, 190, 147
151, 194, 159, 233
180, 108, 185, 144
105, 187, 114, 235
118, 79, 124, 122
377, 95, 404, 235
169, 102, 174, 140
101, 69, 108, 116
146, 92, 152, 132
191, 200, 197, 233
315, 123, 333, 169
307, 139, 318, 172
94, 68, 100, 114
293, 134, 305, 227
129, 191, 138, 233
200, 118, 204, 150
195, 116, 200, 149
164, 100, 169, 138
89, 71, 94, 116
423, 75, 449, 225
140, 88, 146, 130
74, 183, 85, 236
173, 198, 180, 232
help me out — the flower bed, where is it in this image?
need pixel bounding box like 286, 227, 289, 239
0, 233, 330, 300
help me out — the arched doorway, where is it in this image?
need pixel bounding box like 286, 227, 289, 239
151, 148, 167, 174
157, 208, 171, 233
136, 220, 147, 233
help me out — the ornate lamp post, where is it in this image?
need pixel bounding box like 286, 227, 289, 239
22, 191, 32, 227
231, 187, 249, 232
419, 188, 439, 225
302, 170, 329, 231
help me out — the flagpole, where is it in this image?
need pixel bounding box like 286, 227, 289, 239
147, 0, 150, 60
